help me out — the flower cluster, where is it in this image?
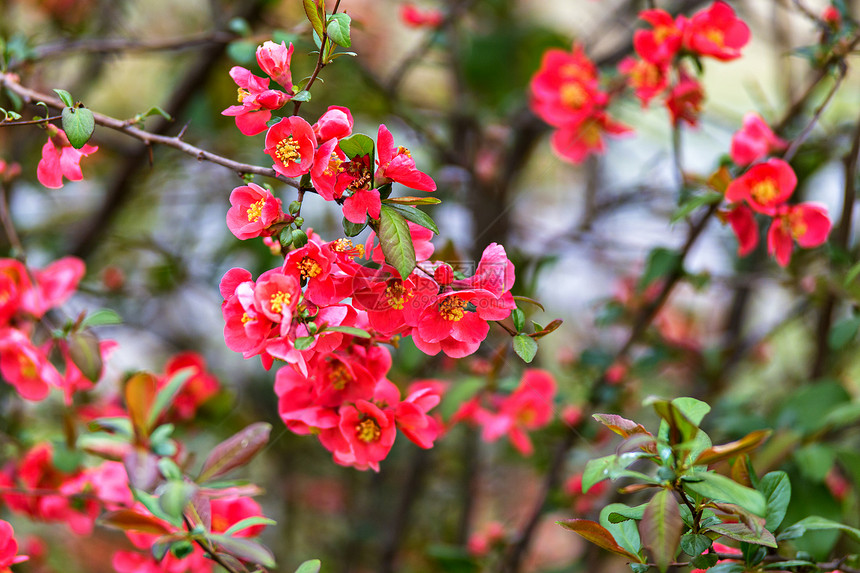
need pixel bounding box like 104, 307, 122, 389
529, 43, 631, 163
721, 116, 830, 266
621, 1, 750, 126
452, 369, 556, 456
222, 41, 294, 135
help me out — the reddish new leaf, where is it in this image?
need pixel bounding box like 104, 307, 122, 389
694, 429, 772, 465
592, 414, 652, 439
68, 329, 103, 383
198, 423, 271, 482
99, 509, 172, 535
557, 519, 641, 561
125, 372, 157, 440
640, 489, 682, 573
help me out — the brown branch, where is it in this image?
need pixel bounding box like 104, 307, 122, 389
293, 0, 343, 116
0, 73, 296, 186
0, 114, 62, 127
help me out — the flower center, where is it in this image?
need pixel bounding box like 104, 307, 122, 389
396, 146, 412, 159
323, 153, 343, 177
241, 312, 253, 324
439, 296, 467, 321
18, 354, 37, 379
237, 88, 251, 103
788, 211, 807, 238
654, 25, 676, 44
704, 28, 725, 47
331, 238, 365, 258
276, 137, 301, 165
751, 178, 779, 204
355, 418, 381, 443
329, 363, 352, 390
298, 256, 322, 279
560, 83, 587, 109
246, 199, 265, 223
384, 282, 411, 310
270, 291, 292, 314
560, 63, 588, 80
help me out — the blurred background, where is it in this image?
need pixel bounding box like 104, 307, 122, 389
2, 0, 860, 571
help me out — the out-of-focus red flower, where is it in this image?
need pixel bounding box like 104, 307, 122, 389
767, 203, 831, 267
619, 57, 668, 107
683, 1, 750, 61
725, 158, 796, 215
724, 204, 759, 256
665, 72, 705, 127
400, 3, 444, 28
730, 112, 787, 166
634, 9, 684, 64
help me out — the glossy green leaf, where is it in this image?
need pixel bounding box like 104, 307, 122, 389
679, 532, 711, 557
639, 489, 682, 573
294, 336, 315, 350
828, 316, 860, 350
224, 516, 277, 536
639, 247, 681, 290
342, 217, 367, 237
683, 472, 767, 517
670, 191, 723, 223
383, 203, 439, 234
323, 325, 372, 338
378, 205, 416, 279
80, 309, 122, 328
757, 471, 791, 531
513, 334, 538, 363
600, 504, 642, 557
54, 88, 73, 108
326, 13, 352, 47
208, 535, 276, 568
302, 0, 326, 39
338, 133, 374, 161
62, 105, 95, 149
558, 519, 641, 561
777, 516, 860, 543
147, 367, 195, 428
383, 196, 442, 206
295, 560, 322, 573
706, 522, 777, 547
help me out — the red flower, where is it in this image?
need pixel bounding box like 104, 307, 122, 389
264, 116, 317, 177
767, 203, 831, 266
530, 45, 605, 128
0, 328, 61, 400
725, 158, 796, 215
724, 204, 759, 256
665, 72, 705, 127
313, 105, 354, 143
479, 369, 556, 456
222, 67, 290, 136
549, 112, 632, 164
256, 40, 294, 91
336, 400, 397, 472
226, 182, 284, 240
36, 126, 98, 189
730, 112, 787, 166
633, 9, 684, 64
618, 57, 668, 107
401, 3, 444, 28
691, 543, 741, 573
0, 520, 28, 570
342, 187, 382, 223
375, 124, 436, 191
161, 352, 219, 420
683, 1, 750, 61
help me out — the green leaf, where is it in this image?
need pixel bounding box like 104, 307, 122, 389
844, 259, 860, 286
679, 532, 712, 557
68, 329, 103, 382
198, 423, 272, 482
339, 133, 374, 161
682, 472, 767, 517
61, 106, 95, 149
757, 471, 791, 531
52, 441, 83, 473
828, 316, 860, 350
81, 309, 123, 328
89, 416, 133, 437
778, 516, 860, 543
223, 516, 277, 536
303, 0, 326, 40
438, 377, 484, 419
639, 489, 682, 573
323, 325, 372, 338
691, 553, 719, 569
157, 458, 182, 481
511, 308, 525, 332
513, 334, 538, 363
377, 205, 416, 280
670, 191, 723, 223
794, 443, 835, 482
558, 519, 641, 561
54, 88, 74, 108
147, 367, 195, 428
157, 481, 197, 521
143, 106, 172, 121
226, 40, 257, 64
291, 90, 312, 102
583, 455, 617, 493
295, 560, 322, 573
383, 203, 439, 234
639, 247, 682, 290
600, 504, 642, 557
606, 503, 648, 523
326, 13, 352, 47
649, 398, 700, 445
342, 217, 367, 237
294, 336, 315, 350
706, 522, 777, 548
208, 535, 276, 568
227, 17, 251, 36
671, 397, 711, 426
383, 196, 442, 206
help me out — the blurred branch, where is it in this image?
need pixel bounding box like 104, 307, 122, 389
0, 73, 294, 185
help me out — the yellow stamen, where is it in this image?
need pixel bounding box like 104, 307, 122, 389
237, 88, 251, 103
323, 152, 342, 177
241, 312, 253, 324
270, 291, 292, 314
329, 363, 352, 390
18, 355, 37, 379
439, 296, 467, 322
705, 28, 725, 47
396, 146, 412, 158
331, 238, 365, 259
789, 212, 808, 238
751, 178, 779, 204
275, 137, 301, 165
246, 199, 265, 223
385, 282, 412, 310
355, 418, 381, 443
297, 256, 322, 279
560, 83, 587, 109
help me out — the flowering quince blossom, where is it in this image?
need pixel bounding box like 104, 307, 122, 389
633, 9, 684, 64
666, 71, 705, 127
767, 203, 831, 266
222, 67, 290, 136
730, 112, 787, 166
375, 124, 437, 191
723, 204, 759, 256
618, 56, 668, 107
255, 40, 294, 91
683, 1, 750, 61
478, 369, 556, 456
725, 158, 797, 215
0, 520, 28, 571
264, 116, 317, 177
36, 125, 98, 189
0, 328, 63, 400
400, 3, 444, 28
550, 112, 632, 163
159, 352, 219, 420
226, 182, 285, 240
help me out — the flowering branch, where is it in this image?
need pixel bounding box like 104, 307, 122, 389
0, 73, 298, 188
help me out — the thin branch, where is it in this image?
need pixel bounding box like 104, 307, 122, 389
0, 114, 62, 127
293, 0, 343, 116
0, 73, 297, 187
